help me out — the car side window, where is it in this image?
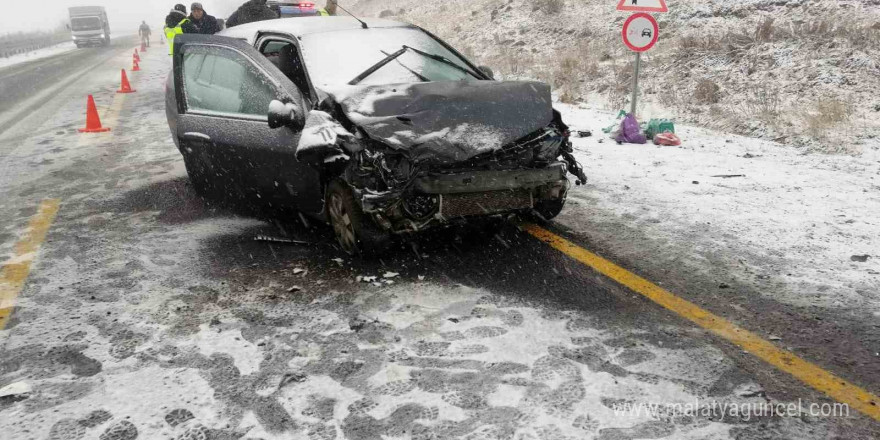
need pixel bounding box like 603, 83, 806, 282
259, 39, 312, 100
182, 45, 279, 118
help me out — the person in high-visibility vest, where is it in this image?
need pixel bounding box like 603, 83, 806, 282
318, 0, 336, 16
163, 4, 192, 55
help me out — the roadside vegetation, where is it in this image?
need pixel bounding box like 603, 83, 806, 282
355, 0, 880, 154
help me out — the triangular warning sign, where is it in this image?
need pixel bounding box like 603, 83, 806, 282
617, 0, 668, 13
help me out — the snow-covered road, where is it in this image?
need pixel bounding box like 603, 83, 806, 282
0, 38, 877, 440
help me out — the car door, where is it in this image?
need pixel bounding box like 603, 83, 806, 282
172, 34, 324, 214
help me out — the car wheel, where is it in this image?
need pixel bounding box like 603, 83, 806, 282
326, 179, 392, 255
531, 197, 566, 222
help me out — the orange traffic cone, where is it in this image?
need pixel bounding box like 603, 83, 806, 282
78, 95, 111, 133
132, 58, 140, 72
117, 69, 136, 94
133, 49, 140, 62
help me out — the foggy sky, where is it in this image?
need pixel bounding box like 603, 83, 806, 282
0, 0, 250, 35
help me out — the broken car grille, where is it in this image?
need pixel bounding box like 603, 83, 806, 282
439, 190, 533, 219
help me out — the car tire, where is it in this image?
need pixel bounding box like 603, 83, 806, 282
326, 179, 392, 256
531, 197, 566, 222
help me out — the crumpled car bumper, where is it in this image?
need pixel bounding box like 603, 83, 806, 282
360, 162, 569, 233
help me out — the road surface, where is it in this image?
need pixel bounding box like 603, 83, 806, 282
0, 39, 877, 440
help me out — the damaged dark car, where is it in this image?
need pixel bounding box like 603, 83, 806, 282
166, 17, 586, 254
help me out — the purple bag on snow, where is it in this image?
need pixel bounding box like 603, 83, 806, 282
615, 113, 647, 144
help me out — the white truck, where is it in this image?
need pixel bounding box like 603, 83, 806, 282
68, 6, 111, 47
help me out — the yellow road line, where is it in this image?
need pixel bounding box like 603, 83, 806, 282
523, 223, 880, 422
0, 199, 60, 330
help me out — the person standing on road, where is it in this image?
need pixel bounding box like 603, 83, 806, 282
139, 21, 152, 47
188, 3, 221, 35
226, 0, 278, 28
164, 4, 195, 55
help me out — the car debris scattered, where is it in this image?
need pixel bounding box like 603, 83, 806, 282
254, 235, 310, 245
0, 382, 32, 403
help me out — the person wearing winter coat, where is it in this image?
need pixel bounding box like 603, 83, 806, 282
138, 21, 152, 47
188, 3, 221, 34
164, 4, 195, 55
226, 0, 278, 28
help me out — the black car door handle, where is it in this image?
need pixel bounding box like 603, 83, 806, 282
182, 132, 212, 142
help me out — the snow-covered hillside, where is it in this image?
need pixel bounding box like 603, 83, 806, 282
352, 0, 880, 153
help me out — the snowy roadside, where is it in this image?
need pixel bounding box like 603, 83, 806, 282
0, 41, 78, 71
555, 103, 880, 314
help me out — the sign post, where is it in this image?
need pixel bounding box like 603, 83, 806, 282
631, 52, 641, 116
620, 12, 660, 118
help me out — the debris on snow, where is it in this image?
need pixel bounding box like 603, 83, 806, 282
254, 235, 309, 245
711, 174, 746, 178
734, 383, 766, 398
278, 372, 307, 389
851, 255, 871, 263
0, 382, 32, 399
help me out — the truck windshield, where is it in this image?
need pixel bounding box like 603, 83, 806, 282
71, 17, 102, 31
299, 27, 480, 88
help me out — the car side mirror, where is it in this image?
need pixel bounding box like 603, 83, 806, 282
478, 65, 495, 79
268, 100, 301, 130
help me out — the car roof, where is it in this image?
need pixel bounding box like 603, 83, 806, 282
219, 16, 416, 43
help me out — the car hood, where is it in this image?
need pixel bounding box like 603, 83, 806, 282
322, 80, 554, 164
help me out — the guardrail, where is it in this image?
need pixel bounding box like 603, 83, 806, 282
0, 32, 71, 59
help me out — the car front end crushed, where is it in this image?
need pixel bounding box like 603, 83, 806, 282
304, 96, 585, 236
338, 122, 580, 234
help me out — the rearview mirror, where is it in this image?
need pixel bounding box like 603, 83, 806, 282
478, 65, 495, 80
268, 100, 300, 130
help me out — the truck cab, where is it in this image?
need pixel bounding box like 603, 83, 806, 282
69, 6, 111, 47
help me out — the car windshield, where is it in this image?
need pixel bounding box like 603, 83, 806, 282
71, 17, 101, 31
298, 27, 480, 88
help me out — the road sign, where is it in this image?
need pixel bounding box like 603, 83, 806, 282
616, 0, 668, 13
622, 13, 659, 52
621, 12, 660, 117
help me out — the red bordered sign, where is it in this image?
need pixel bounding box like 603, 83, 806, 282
622, 13, 659, 52
616, 0, 668, 13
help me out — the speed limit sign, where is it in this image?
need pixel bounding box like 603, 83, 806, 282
622, 13, 659, 52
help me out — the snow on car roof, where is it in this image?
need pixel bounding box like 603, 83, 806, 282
218, 16, 414, 43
